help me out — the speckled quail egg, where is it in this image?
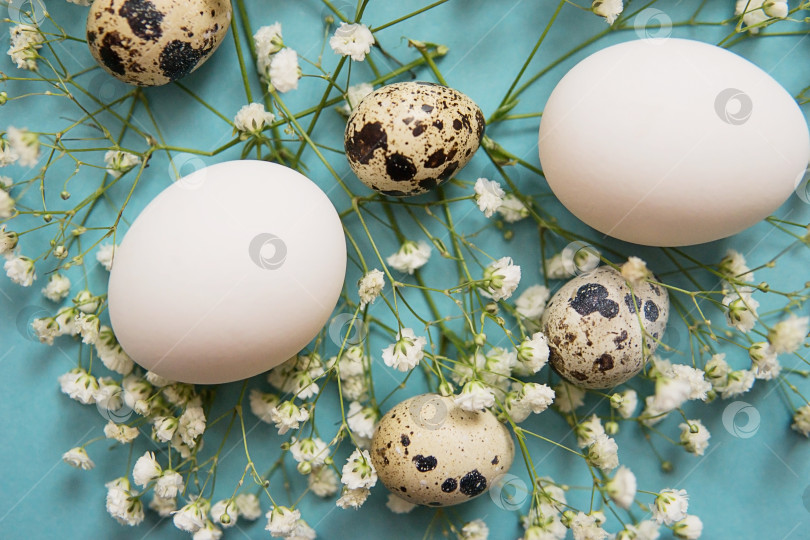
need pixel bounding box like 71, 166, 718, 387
86, 0, 232, 86
344, 82, 485, 197
370, 393, 513, 507
540, 266, 669, 389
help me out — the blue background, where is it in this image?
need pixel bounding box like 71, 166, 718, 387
1, 1, 809, 539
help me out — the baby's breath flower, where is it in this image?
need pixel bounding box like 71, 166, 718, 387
210, 499, 238, 528
122, 374, 151, 413
254, 23, 284, 58
347, 401, 378, 439
791, 405, 810, 437
387, 240, 432, 274
106, 477, 144, 526
104, 420, 139, 444
621, 256, 650, 287
265, 506, 300, 537
62, 447, 95, 470
459, 519, 489, 540
174, 499, 209, 533
673, 515, 703, 540
155, 471, 184, 499
720, 369, 755, 399
482, 256, 521, 301
0, 188, 15, 219
382, 328, 427, 372
0, 138, 19, 167
96, 243, 117, 271
669, 364, 712, 402
73, 289, 99, 313
194, 520, 223, 540
269, 48, 301, 93
336, 487, 370, 509
7, 24, 44, 71
570, 511, 608, 540
330, 23, 375, 61
723, 292, 759, 333
679, 420, 710, 456
0, 226, 18, 255
4, 255, 36, 286
474, 177, 505, 217
650, 488, 689, 525
358, 268, 385, 308
718, 249, 753, 290
515, 332, 550, 375
606, 466, 636, 510
553, 381, 585, 413
736, 0, 782, 33
270, 400, 309, 435
291, 436, 330, 472
515, 284, 551, 320
386, 493, 416, 514
32, 316, 60, 345
149, 495, 177, 517
94, 377, 124, 411
233, 103, 275, 135
308, 466, 339, 497
610, 389, 638, 419
768, 314, 809, 354
340, 82, 374, 114
704, 353, 730, 389
763, 0, 789, 18
455, 381, 495, 412
592, 0, 624, 25
178, 405, 206, 448
132, 451, 162, 487
341, 448, 377, 490
497, 193, 529, 223
104, 150, 140, 178
145, 371, 172, 388
41, 273, 71, 302
586, 434, 619, 471
749, 342, 781, 380
59, 368, 98, 405
575, 414, 605, 448
75, 312, 100, 345
249, 389, 280, 423
289, 519, 317, 540
235, 493, 262, 520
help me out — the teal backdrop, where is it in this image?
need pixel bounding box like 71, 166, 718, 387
1, 1, 809, 539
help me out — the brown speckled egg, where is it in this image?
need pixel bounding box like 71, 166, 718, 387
540, 266, 670, 389
344, 82, 485, 197
370, 393, 513, 507
86, 0, 231, 86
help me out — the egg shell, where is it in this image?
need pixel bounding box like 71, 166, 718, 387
86, 0, 231, 86
538, 38, 810, 246
540, 266, 669, 389
344, 81, 485, 197
370, 393, 514, 507
107, 160, 346, 384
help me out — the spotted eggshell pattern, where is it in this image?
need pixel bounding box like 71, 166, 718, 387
540, 266, 670, 389
86, 0, 231, 86
370, 393, 513, 507
344, 82, 485, 197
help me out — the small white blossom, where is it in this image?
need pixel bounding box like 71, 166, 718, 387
0, 226, 18, 255
736, 0, 781, 33
62, 447, 95, 470
59, 368, 98, 405
149, 495, 177, 517
553, 381, 585, 413
133, 451, 162, 487
254, 23, 283, 57
103, 420, 139, 444
749, 342, 781, 380
75, 312, 100, 345
768, 314, 809, 354
194, 520, 223, 540
94, 377, 124, 411
340, 82, 374, 114
155, 471, 184, 499
791, 405, 810, 437
341, 448, 377, 490
497, 193, 529, 223
347, 401, 378, 439
718, 249, 754, 289
234, 103, 275, 134
210, 499, 238, 528
474, 177, 505, 217
329, 23, 375, 61
174, 500, 208, 533
249, 388, 280, 423
268, 48, 300, 93
610, 389, 638, 419
0, 189, 14, 219
673, 515, 703, 540
455, 381, 495, 412
290, 437, 330, 471
586, 434, 619, 471
270, 400, 309, 435
41, 273, 71, 302
336, 487, 369, 509
515, 284, 551, 320
32, 317, 60, 345
679, 420, 710, 456
704, 353, 730, 389
382, 327, 427, 372
606, 466, 636, 509
289, 519, 316, 540
387, 240, 431, 274
618, 521, 660, 540
153, 416, 178, 442
104, 150, 140, 178
308, 466, 339, 497
178, 405, 207, 447
4, 255, 36, 286
621, 256, 650, 287
358, 268, 385, 308
482, 256, 521, 301
96, 243, 117, 271
763, 0, 789, 18
571, 512, 608, 540
265, 506, 300, 537
720, 369, 755, 399
515, 332, 550, 376
576, 414, 605, 448
459, 519, 489, 540
592, 0, 624, 25
96, 326, 134, 375
723, 292, 759, 333
650, 489, 689, 525
106, 477, 144, 526
386, 493, 417, 514
7, 24, 44, 71
235, 493, 262, 520
520, 383, 555, 413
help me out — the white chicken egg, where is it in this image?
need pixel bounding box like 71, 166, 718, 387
107, 160, 346, 384
538, 38, 810, 246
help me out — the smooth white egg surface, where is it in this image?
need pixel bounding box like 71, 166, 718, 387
538, 38, 810, 246
108, 160, 346, 384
